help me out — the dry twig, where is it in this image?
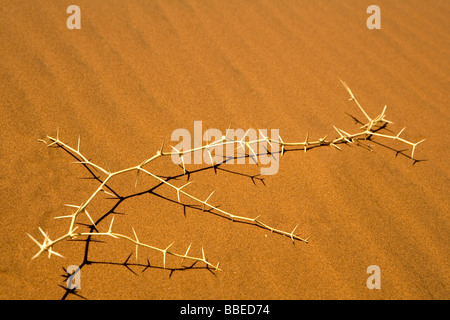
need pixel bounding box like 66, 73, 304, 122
28, 80, 424, 271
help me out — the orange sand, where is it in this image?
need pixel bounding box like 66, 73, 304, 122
0, 0, 448, 299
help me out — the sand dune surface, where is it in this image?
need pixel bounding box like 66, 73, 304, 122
0, 0, 449, 299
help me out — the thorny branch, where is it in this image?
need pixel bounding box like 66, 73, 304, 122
29, 80, 425, 271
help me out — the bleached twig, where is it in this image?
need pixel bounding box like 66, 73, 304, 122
29, 80, 424, 273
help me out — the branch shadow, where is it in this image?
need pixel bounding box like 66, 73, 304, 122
59, 250, 216, 300
344, 113, 427, 164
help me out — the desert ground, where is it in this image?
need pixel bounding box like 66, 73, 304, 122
0, 0, 448, 300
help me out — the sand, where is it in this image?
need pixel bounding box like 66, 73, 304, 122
0, 0, 448, 300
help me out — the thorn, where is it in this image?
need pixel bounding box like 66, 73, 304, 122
206, 147, 214, 165
108, 216, 115, 233
382, 104, 387, 114
339, 78, 354, 99
27, 233, 43, 249
159, 139, 165, 155
38, 227, 47, 239
64, 203, 84, 214
331, 143, 341, 151
304, 132, 309, 153
166, 242, 174, 251
337, 128, 353, 144
163, 242, 174, 269
185, 243, 192, 256
339, 128, 351, 137
180, 181, 194, 189
31, 251, 43, 260
359, 120, 371, 130
278, 135, 285, 155
101, 188, 115, 197
242, 129, 250, 141
176, 181, 193, 203
395, 127, 406, 140
224, 123, 232, 141
258, 129, 272, 147
47, 247, 65, 259
237, 129, 250, 151
319, 134, 328, 144
171, 146, 186, 174
378, 105, 393, 123
46, 141, 58, 148
132, 227, 139, 262
69, 226, 79, 238
71, 161, 89, 165
339, 79, 372, 122
333, 126, 344, 138
54, 215, 73, 220
77, 135, 81, 152
202, 247, 206, 262
411, 139, 426, 159
181, 157, 186, 174
104, 159, 112, 174
376, 105, 387, 121
84, 209, 97, 228
203, 190, 215, 212
246, 142, 257, 159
